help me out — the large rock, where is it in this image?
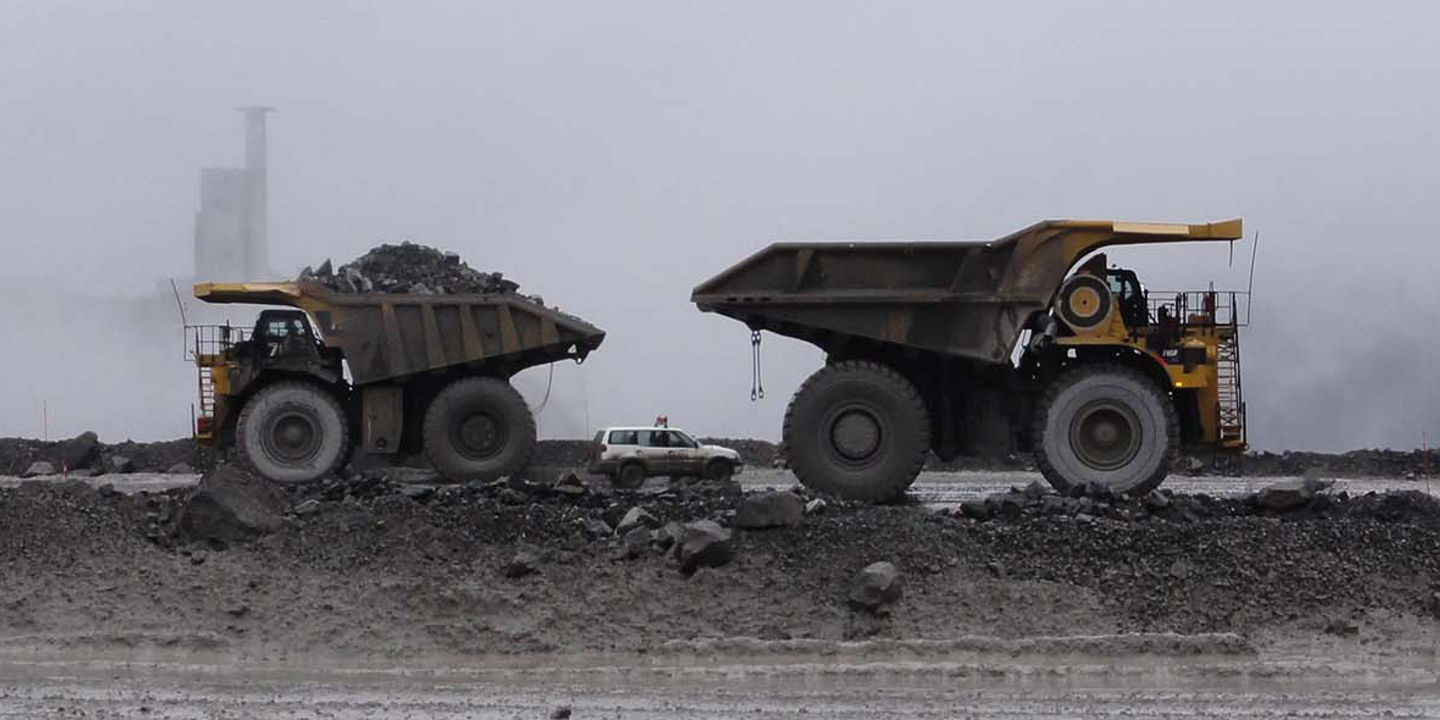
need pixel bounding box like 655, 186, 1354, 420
553, 471, 587, 497
21, 460, 55, 478
103, 454, 135, 474
653, 521, 683, 551
675, 520, 733, 573
616, 506, 660, 534
849, 561, 903, 612
165, 462, 196, 475
1256, 473, 1333, 512
55, 431, 99, 470
734, 491, 805, 529
619, 526, 652, 560
176, 467, 290, 543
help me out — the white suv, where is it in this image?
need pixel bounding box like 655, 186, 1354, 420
587, 427, 743, 489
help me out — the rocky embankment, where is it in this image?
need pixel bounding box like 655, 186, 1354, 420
3, 463, 1440, 658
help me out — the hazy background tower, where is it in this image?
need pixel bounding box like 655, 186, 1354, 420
193, 107, 273, 281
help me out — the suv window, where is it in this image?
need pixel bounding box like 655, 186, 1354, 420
638, 430, 669, 448
609, 430, 638, 445
666, 431, 696, 449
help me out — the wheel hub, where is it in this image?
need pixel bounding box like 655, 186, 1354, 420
458, 414, 500, 456
1069, 402, 1141, 471
266, 412, 320, 463
831, 409, 881, 461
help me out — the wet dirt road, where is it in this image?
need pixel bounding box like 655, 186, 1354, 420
4, 648, 1440, 719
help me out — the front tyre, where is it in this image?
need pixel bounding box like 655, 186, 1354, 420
704, 459, 735, 482
236, 381, 350, 484
782, 361, 930, 502
1033, 364, 1178, 495
423, 377, 536, 482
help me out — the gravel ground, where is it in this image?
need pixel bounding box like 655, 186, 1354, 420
6, 468, 1440, 717
9, 467, 1437, 505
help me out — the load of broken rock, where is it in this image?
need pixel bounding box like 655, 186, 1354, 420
298, 241, 533, 299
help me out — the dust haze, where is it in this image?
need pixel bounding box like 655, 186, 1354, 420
2, 1, 1436, 451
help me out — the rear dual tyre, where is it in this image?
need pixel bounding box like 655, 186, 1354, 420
782, 361, 930, 503
423, 377, 537, 482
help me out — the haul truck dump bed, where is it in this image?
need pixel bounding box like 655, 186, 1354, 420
694, 219, 1245, 501
191, 278, 605, 483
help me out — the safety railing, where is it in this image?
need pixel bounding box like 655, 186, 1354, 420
1145, 290, 1249, 328
185, 324, 250, 363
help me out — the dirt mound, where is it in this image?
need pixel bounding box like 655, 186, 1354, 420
531, 439, 594, 468
1243, 449, 1440, 478
5, 467, 1440, 658
0, 435, 214, 476
302, 242, 520, 296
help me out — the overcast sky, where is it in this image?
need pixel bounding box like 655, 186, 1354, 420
2, 1, 1438, 451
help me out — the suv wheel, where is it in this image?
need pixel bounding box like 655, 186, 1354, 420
614, 462, 646, 490
704, 460, 734, 482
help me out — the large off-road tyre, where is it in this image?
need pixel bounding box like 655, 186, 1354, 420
1032, 364, 1178, 496
235, 381, 350, 484
782, 361, 930, 503
423, 377, 536, 482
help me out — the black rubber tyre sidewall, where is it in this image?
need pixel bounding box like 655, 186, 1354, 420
236, 381, 350, 484
423, 377, 536, 482
1033, 364, 1176, 495
782, 361, 929, 503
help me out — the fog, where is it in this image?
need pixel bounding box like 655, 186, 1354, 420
2, 1, 1438, 451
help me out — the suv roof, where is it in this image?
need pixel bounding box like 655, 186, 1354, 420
602, 426, 691, 433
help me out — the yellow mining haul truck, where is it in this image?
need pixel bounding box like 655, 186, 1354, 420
188, 279, 605, 483
692, 219, 1246, 501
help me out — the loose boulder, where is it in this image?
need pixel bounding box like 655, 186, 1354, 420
166, 462, 196, 475
675, 520, 733, 573
104, 454, 136, 474
616, 506, 660, 534
581, 518, 613, 539
21, 461, 56, 478
848, 561, 903, 612
1256, 473, 1334, 512
654, 521, 683, 551
553, 471, 587, 497
734, 491, 804, 529
176, 467, 290, 543
620, 526, 652, 560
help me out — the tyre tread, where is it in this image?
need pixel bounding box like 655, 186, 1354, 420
1031, 363, 1178, 495
234, 381, 350, 484
781, 360, 930, 502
